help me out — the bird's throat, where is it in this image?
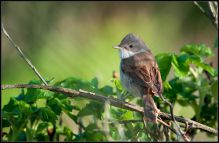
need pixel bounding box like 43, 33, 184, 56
119, 48, 135, 59
119, 48, 145, 59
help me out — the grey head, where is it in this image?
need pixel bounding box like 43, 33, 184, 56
115, 33, 149, 59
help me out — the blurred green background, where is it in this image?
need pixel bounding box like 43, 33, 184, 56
1, 1, 217, 141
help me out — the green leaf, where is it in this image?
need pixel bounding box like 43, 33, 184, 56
28, 79, 43, 84
3, 98, 32, 116
16, 89, 26, 101
54, 77, 94, 91
138, 131, 149, 141
121, 110, 134, 120
24, 80, 48, 103
110, 108, 133, 120
91, 77, 99, 89
35, 133, 49, 141
177, 53, 190, 64
200, 103, 217, 127
83, 128, 106, 141
155, 53, 172, 81
171, 54, 189, 77
17, 131, 27, 141
167, 76, 198, 102
180, 44, 213, 57
26, 91, 51, 103
86, 123, 99, 130
194, 62, 216, 76
124, 123, 134, 138
99, 85, 113, 96
3, 97, 19, 112
77, 102, 104, 119
53, 77, 96, 100
163, 81, 172, 90
176, 51, 217, 77
61, 98, 74, 111
187, 54, 202, 63
74, 132, 86, 141
2, 98, 32, 129
48, 97, 75, 116
63, 126, 74, 141
113, 79, 123, 90
17, 101, 32, 115
47, 98, 63, 115
2, 118, 11, 128
38, 107, 57, 124
110, 126, 120, 140
36, 122, 50, 133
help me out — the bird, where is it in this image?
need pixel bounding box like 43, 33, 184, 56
114, 33, 163, 123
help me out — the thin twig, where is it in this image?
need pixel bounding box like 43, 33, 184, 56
159, 95, 189, 141
194, 1, 218, 29
163, 126, 170, 141
1, 84, 218, 136
107, 119, 142, 124
157, 118, 177, 135
209, 1, 218, 29
194, 1, 207, 15
1, 23, 48, 85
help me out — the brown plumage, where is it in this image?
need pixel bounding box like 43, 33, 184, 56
121, 51, 163, 123
121, 51, 163, 95
115, 33, 163, 123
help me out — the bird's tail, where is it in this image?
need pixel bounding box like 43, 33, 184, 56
142, 94, 159, 123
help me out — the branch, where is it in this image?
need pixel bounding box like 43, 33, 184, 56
157, 118, 178, 135
1, 84, 217, 136
107, 119, 142, 124
194, 1, 218, 29
159, 94, 189, 141
1, 23, 48, 85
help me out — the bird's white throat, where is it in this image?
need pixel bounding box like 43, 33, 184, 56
119, 48, 145, 59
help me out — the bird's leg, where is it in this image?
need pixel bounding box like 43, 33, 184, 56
152, 98, 160, 115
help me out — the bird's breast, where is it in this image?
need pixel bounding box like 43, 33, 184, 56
120, 67, 142, 97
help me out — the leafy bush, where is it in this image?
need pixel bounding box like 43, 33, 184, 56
2, 44, 217, 141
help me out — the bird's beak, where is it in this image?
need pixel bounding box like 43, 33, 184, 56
114, 45, 121, 49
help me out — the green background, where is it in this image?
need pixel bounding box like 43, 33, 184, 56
1, 2, 217, 141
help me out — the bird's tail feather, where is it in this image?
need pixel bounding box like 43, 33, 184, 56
142, 94, 159, 123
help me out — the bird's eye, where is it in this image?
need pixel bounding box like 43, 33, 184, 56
129, 44, 133, 48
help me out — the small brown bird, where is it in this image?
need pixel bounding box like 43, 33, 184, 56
114, 33, 163, 123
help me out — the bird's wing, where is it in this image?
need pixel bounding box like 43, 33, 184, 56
121, 51, 163, 95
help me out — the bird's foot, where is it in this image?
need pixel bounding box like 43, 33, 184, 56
155, 108, 160, 115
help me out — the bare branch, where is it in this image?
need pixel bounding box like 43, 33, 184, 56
159, 95, 190, 141
1, 84, 218, 136
194, 1, 218, 29
157, 118, 177, 135
1, 23, 48, 85
107, 119, 142, 124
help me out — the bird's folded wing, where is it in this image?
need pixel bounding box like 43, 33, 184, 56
121, 51, 163, 95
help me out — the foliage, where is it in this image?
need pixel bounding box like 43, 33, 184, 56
155, 44, 217, 128
2, 44, 217, 141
